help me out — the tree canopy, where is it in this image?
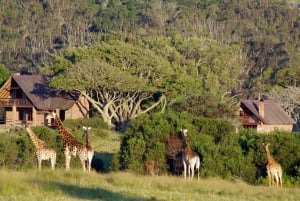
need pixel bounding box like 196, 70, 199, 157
48, 34, 244, 127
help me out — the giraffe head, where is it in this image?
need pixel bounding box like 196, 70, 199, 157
46, 111, 57, 120
180, 128, 189, 149
262, 142, 271, 149
83, 126, 91, 131
24, 122, 30, 128
180, 128, 188, 137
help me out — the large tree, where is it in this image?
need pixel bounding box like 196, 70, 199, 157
49, 37, 171, 128
48, 35, 245, 126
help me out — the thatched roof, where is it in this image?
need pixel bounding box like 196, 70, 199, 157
240, 99, 295, 125
0, 74, 79, 110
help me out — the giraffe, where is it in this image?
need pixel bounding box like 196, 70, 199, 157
83, 126, 94, 172
46, 112, 94, 172
24, 123, 56, 170
180, 128, 200, 180
144, 159, 155, 176
262, 142, 283, 187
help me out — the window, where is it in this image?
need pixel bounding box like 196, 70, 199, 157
17, 108, 33, 122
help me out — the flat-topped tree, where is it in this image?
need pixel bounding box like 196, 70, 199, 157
49, 39, 170, 129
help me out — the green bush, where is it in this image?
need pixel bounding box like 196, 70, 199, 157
116, 110, 300, 186
0, 132, 35, 170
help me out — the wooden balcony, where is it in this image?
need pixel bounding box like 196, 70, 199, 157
242, 115, 259, 126
0, 98, 32, 107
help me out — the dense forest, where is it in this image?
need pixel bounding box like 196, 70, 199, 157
0, 0, 300, 122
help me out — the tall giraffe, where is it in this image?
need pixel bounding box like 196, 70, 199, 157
180, 129, 200, 180
262, 142, 283, 187
24, 123, 56, 170
83, 126, 94, 172
46, 112, 94, 172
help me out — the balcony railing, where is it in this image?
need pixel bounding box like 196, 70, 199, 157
0, 98, 32, 107
242, 115, 259, 126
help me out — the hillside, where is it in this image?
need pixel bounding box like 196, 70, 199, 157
0, 0, 299, 96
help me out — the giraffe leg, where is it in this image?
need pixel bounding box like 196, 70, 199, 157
65, 154, 71, 170
187, 164, 190, 179
51, 153, 56, 170
38, 158, 42, 171
87, 150, 94, 172
196, 157, 200, 180
279, 168, 283, 188
189, 164, 193, 180
270, 174, 274, 186
267, 170, 271, 186
274, 173, 280, 187
190, 164, 195, 180
279, 174, 283, 188
81, 159, 86, 172
183, 160, 187, 179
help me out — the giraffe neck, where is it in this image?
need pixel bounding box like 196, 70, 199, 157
84, 130, 90, 146
54, 115, 75, 141
265, 146, 277, 164
25, 127, 46, 149
182, 136, 196, 157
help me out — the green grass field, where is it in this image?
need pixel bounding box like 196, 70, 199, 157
1, 169, 300, 201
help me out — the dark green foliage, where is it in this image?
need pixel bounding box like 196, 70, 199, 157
116, 111, 300, 186
63, 117, 109, 139
0, 64, 11, 86
0, 130, 35, 170
0, 126, 63, 170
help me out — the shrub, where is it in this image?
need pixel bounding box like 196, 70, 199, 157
116, 110, 300, 186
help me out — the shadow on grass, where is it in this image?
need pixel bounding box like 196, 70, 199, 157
92, 151, 113, 172
34, 180, 159, 201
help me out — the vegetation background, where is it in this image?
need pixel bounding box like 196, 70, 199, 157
1, 0, 300, 199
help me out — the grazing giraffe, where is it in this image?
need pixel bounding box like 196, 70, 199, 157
181, 129, 200, 180
46, 112, 93, 172
24, 123, 56, 170
262, 142, 283, 187
83, 126, 94, 172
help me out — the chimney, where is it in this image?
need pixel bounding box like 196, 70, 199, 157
258, 99, 264, 118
